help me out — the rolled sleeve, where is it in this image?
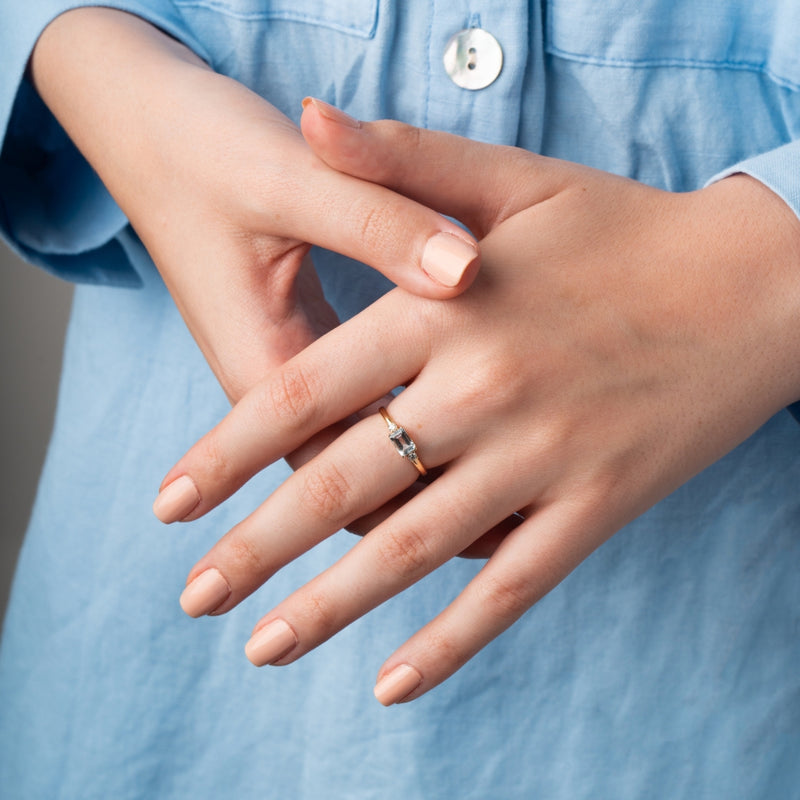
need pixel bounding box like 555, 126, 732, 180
708, 139, 800, 223
0, 1, 208, 286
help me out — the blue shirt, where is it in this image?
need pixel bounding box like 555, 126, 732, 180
1, 2, 799, 798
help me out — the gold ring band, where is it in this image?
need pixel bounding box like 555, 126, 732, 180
378, 407, 427, 476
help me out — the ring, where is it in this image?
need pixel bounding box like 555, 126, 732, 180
378, 407, 427, 476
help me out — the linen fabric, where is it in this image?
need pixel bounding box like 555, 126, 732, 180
1, 2, 799, 798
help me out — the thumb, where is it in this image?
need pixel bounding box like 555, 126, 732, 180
300, 98, 566, 239
286, 103, 480, 298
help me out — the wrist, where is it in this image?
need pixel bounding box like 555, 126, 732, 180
691, 174, 800, 413
29, 8, 210, 214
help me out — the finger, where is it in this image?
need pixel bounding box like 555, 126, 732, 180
265, 102, 480, 297
346, 481, 523, 559
240, 453, 535, 669
372, 503, 605, 705
177, 406, 458, 617
282, 394, 395, 475
153, 292, 427, 523
287, 396, 521, 561
300, 98, 573, 238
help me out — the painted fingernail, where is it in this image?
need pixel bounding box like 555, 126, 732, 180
153, 475, 200, 523
373, 664, 423, 706
245, 619, 298, 666
179, 568, 231, 617
421, 232, 478, 287
302, 97, 361, 129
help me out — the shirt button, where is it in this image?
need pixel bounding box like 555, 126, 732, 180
443, 28, 504, 90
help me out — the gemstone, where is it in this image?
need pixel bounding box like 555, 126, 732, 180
389, 427, 417, 458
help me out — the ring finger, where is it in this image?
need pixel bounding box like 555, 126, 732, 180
242, 449, 534, 668
178, 402, 463, 617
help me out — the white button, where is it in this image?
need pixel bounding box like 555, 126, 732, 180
443, 28, 504, 90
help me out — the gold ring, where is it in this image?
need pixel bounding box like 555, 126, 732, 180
378, 407, 427, 476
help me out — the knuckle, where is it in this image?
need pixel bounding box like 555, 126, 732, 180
374, 524, 433, 583
454, 353, 525, 419
375, 119, 422, 153
198, 434, 237, 488
260, 363, 320, 429
475, 573, 532, 620
300, 462, 353, 524
424, 626, 467, 667
394, 121, 423, 155
353, 199, 391, 251
224, 532, 268, 580
302, 588, 339, 635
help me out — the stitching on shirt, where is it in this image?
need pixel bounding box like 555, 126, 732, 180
172, 0, 379, 38
423, 0, 433, 130
546, 44, 800, 92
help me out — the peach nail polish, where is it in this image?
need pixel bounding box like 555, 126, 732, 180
179, 568, 231, 617
373, 664, 423, 706
245, 619, 298, 666
302, 97, 361, 129
421, 232, 478, 287
152, 475, 200, 523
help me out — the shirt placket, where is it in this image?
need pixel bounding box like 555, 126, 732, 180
423, 2, 542, 149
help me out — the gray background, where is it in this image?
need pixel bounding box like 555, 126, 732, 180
0, 242, 73, 621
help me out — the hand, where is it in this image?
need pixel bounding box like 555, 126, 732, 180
155, 108, 800, 704
30, 11, 480, 401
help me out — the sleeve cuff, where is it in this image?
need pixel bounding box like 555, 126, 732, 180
705, 139, 800, 220
0, 1, 209, 286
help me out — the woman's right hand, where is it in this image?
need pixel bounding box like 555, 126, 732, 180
29, 8, 480, 401
155, 112, 800, 703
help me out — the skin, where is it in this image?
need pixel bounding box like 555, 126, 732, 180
161, 104, 800, 703
28, 7, 800, 705
29, 8, 479, 403
30, 8, 494, 538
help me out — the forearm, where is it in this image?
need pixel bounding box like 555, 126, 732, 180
27, 8, 315, 400
29, 9, 247, 239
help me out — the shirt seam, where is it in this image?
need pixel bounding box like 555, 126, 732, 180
545, 44, 800, 92
422, 0, 433, 130
171, 0, 379, 38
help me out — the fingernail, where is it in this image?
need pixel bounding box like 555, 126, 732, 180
421, 232, 478, 287
373, 664, 423, 706
302, 97, 361, 129
153, 475, 200, 523
179, 568, 231, 617
245, 619, 298, 666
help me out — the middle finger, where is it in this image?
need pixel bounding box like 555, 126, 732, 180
178, 405, 462, 617
243, 447, 534, 667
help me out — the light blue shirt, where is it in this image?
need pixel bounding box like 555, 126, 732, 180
1, 2, 799, 798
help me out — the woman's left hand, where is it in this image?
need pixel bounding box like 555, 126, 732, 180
156, 111, 800, 704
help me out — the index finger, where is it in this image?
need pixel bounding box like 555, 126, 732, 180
152, 290, 429, 522
281, 100, 480, 296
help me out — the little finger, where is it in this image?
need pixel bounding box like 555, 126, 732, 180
243, 458, 532, 667
372, 502, 606, 704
